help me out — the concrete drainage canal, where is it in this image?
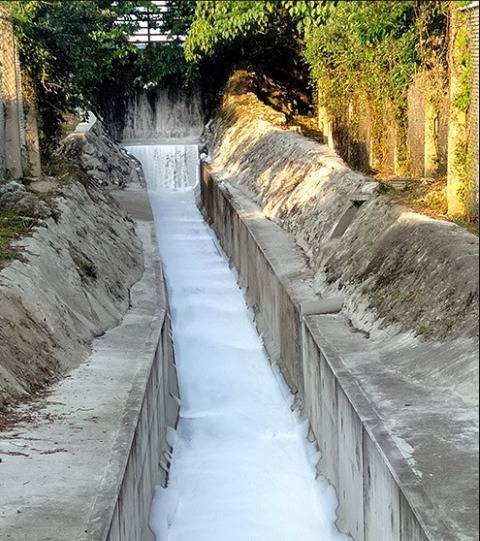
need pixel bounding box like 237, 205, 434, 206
126, 141, 349, 541
1, 88, 476, 541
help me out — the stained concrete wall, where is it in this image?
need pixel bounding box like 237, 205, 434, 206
105, 86, 204, 143
0, 5, 41, 179
0, 5, 24, 178
105, 188, 179, 541
105, 317, 178, 541
200, 165, 478, 541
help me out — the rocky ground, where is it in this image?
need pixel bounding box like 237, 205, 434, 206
56, 117, 143, 188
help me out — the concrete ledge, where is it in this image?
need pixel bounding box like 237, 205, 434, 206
200, 164, 479, 541
0, 185, 178, 541
75, 111, 98, 133
300, 297, 344, 316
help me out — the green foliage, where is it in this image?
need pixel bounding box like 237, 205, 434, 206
186, 1, 448, 122
162, 0, 196, 37
10, 0, 146, 155
304, 1, 424, 117
416, 324, 433, 338
10, 0, 454, 164
448, 6, 474, 220
138, 0, 197, 87
139, 42, 193, 88
185, 1, 331, 63
0, 169, 13, 183
377, 181, 395, 195
452, 26, 472, 112
184, 1, 335, 114
10, 1, 196, 157
454, 141, 474, 205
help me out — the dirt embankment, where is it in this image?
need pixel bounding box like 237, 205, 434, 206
208, 71, 479, 342
0, 120, 144, 412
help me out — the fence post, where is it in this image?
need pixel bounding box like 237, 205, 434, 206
464, 2, 479, 218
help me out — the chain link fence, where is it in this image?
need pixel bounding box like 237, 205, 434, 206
464, 2, 479, 216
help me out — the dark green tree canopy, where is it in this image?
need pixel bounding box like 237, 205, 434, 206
184, 1, 448, 118
10, 0, 195, 155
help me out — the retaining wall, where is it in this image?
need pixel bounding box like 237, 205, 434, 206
200, 164, 478, 541
104, 188, 179, 541
99, 189, 179, 541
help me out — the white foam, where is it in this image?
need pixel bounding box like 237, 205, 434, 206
126, 144, 199, 191
127, 144, 350, 541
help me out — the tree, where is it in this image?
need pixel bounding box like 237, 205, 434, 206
10, 0, 150, 155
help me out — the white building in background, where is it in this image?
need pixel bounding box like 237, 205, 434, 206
118, 0, 186, 47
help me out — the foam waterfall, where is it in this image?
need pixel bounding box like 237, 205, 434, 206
126, 144, 199, 191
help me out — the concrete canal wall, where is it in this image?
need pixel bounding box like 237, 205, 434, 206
200, 165, 478, 541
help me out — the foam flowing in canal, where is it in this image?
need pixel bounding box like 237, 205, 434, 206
126, 143, 349, 541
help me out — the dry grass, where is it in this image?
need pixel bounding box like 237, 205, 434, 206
388, 178, 449, 217
383, 177, 479, 236
292, 115, 326, 144
0, 209, 36, 265
291, 113, 478, 236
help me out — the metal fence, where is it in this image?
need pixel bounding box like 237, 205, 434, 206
118, 1, 185, 45
463, 2, 479, 213
1, 5, 42, 179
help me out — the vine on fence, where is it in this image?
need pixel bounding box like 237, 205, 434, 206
185, 1, 450, 121
185, 1, 476, 219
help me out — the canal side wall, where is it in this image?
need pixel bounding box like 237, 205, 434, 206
106, 316, 177, 541
93, 187, 180, 541
101, 200, 176, 541
200, 166, 477, 541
